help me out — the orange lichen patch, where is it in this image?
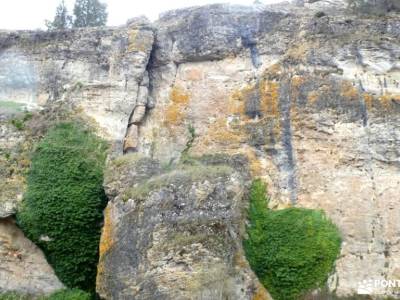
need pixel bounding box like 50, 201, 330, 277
165, 105, 183, 125
164, 85, 190, 126
239, 147, 263, 177
234, 251, 248, 269
260, 80, 280, 117
170, 85, 190, 104
252, 284, 272, 300
99, 206, 114, 257
265, 63, 283, 78
363, 93, 374, 110
340, 81, 359, 100
379, 93, 400, 109
307, 91, 320, 104
228, 90, 245, 115
127, 29, 152, 53
206, 118, 244, 146
291, 75, 305, 89
228, 85, 254, 117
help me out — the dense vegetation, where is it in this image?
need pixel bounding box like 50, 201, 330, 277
244, 180, 342, 300
17, 123, 108, 292
0, 289, 90, 300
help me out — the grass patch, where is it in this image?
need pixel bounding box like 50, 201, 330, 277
17, 122, 108, 292
0, 101, 26, 112
244, 180, 342, 300
0, 289, 90, 300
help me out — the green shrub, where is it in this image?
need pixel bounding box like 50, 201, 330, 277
244, 180, 342, 300
17, 122, 108, 292
10, 119, 25, 131
0, 293, 30, 300
44, 289, 90, 300
0, 289, 90, 300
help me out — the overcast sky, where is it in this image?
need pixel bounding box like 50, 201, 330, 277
0, 0, 284, 30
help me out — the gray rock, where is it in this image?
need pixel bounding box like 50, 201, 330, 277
97, 155, 267, 299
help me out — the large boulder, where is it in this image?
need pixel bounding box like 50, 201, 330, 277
97, 154, 269, 299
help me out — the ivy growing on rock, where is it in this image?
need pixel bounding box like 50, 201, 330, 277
244, 180, 342, 300
17, 122, 108, 292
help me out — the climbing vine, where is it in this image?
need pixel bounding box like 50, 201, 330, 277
17, 122, 108, 292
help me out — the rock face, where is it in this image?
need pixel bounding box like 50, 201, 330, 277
97, 154, 268, 299
1, 2, 400, 299
0, 17, 154, 146
136, 4, 400, 298
0, 217, 63, 294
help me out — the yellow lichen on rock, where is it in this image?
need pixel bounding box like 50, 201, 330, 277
164, 85, 190, 126
307, 91, 320, 104
341, 81, 359, 101
379, 93, 400, 109
252, 284, 272, 300
291, 75, 305, 90
127, 29, 153, 53
260, 79, 280, 118
205, 118, 244, 147
363, 93, 374, 110
99, 206, 114, 257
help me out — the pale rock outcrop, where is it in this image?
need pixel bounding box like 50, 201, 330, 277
0, 217, 63, 294
0, 17, 154, 146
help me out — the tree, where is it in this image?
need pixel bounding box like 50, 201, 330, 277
45, 0, 72, 30
73, 0, 108, 28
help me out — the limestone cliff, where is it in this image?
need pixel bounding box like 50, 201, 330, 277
1, 0, 400, 299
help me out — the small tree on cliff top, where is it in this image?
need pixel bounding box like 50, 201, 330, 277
46, 0, 72, 30
73, 0, 108, 28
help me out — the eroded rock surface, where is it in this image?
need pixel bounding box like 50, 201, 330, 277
0, 217, 63, 294
136, 4, 400, 298
0, 17, 154, 145
97, 154, 269, 299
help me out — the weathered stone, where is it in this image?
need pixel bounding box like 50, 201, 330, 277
0, 23, 154, 146
129, 105, 146, 125
0, 217, 63, 294
97, 155, 268, 299
137, 4, 400, 298
123, 124, 139, 152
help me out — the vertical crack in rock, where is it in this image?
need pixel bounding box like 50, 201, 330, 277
123, 71, 151, 153
240, 27, 261, 69
279, 76, 297, 204
122, 21, 156, 154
